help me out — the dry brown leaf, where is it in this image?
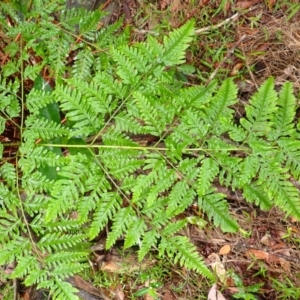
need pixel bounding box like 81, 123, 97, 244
236, 0, 263, 9
160, 0, 171, 10
230, 63, 244, 76
246, 249, 285, 264
208, 253, 227, 284
163, 290, 176, 300
246, 249, 268, 260
219, 245, 231, 255
279, 258, 291, 273
260, 233, 272, 246
170, 0, 180, 13
207, 283, 227, 300
266, 0, 276, 10
110, 284, 125, 300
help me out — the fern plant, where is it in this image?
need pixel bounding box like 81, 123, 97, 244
1, 1, 300, 299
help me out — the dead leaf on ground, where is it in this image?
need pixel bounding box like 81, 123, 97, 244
207, 253, 227, 284
207, 283, 227, 300
219, 245, 231, 255
110, 284, 125, 300
236, 0, 263, 9
260, 233, 273, 246
163, 290, 176, 300
170, 0, 180, 13
159, 0, 171, 10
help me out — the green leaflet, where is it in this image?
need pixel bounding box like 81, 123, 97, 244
33, 75, 63, 180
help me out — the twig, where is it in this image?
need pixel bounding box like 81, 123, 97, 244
195, 12, 240, 35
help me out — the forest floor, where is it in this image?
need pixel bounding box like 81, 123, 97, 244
2, 0, 300, 299
85, 1, 300, 299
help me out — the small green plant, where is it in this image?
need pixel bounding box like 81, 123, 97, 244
271, 276, 300, 300
0, 1, 300, 299
231, 272, 263, 300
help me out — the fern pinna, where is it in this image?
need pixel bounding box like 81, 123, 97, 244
0, 3, 300, 298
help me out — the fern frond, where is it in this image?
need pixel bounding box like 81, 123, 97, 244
146, 168, 176, 206
199, 190, 239, 232
89, 192, 122, 239
21, 147, 65, 170
0, 236, 30, 265
138, 230, 160, 261
38, 278, 79, 300
26, 89, 54, 114
24, 116, 69, 140
205, 78, 238, 135
197, 158, 219, 196
38, 232, 87, 253
133, 91, 167, 135
124, 218, 147, 249
95, 18, 125, 49
259, 161, 300, 219
269, 82, 296, 140
237, 154, 260, 186
24, 269, 49, 287
241, 77, 277, 139
11, 255, 39, 279
111, 47, 140, 85
93, 71, 128, 98
175, 81, 217, 108
114, 111, 144, 134
166, 181, 195, 216
159, 236, 212, 278
71, 49, 94, 80
106, 207, 135, 248
161, 219, 187, 236
45, 251, 88, 267
277, 138, 300, 180
54, 84, 102, 136
50, 263, 87, 280
0, 184, 19, 212
242, 183, 272, 210
0, 162, 16, 187
161, 20, 195, 66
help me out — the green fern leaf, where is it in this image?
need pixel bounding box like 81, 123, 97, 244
71, 49, 94, 80
0, 162, 16, 188
38, 232, 87, 253
24, 116, 69, 140
199, 190, 239, 232
89, 192, 122, 239
138, 230, 160, 261
161, 219, 187, 236
269, 82, 296, 140
162, 20, 195, 66
259, 161, 300, 219
197, 158, 219, 196
106, 207, 135, 248
277, 138, 300, 180
39, 278, 79, 300
241, 77, 277, 139
11, 255, 39, 279
54, 84, 102, 136
160, 236, 212, 278
205, 78, 238, 134
242, 183, 272, 210
124, 218, 147, 249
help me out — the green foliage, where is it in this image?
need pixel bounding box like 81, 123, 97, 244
0, 1, 300, 299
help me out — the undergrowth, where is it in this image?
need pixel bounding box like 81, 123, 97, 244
0, 1, 300, 299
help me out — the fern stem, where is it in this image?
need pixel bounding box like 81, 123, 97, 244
40, 143, 250, 153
